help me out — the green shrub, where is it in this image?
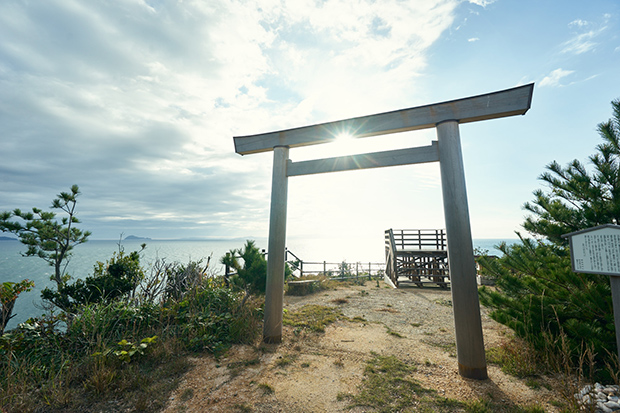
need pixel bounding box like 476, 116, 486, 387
164, 259, 208, 302
171, 282, 260, 352
66, 300, 161, 348
42, 250, 145, 312
230, 240, 267, 294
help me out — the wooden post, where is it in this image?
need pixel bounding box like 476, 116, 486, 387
610, 277, 620, 362
263, 146, 289, 343
437, 120, 488, 380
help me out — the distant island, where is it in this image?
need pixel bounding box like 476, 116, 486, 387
124, 235, 152, 241
0, 236, 17, 241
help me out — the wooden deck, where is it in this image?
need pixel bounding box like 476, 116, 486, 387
385, 229, 449, 288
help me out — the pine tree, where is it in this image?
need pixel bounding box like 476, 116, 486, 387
522, 99, 620, 245
0, 185, 91, 287
224, 240, 268, 294
479, 99, 620, 375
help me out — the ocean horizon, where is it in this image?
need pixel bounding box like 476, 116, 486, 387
1, 237, 517, 330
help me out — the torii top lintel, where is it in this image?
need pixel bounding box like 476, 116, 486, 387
233, 83, 534, 156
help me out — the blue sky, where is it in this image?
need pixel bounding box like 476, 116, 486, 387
1, 0, 619, 260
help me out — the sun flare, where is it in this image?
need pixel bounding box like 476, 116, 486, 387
324, 131, 359, 156
335, 132, 354, 142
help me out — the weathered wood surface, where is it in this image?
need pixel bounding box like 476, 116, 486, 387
234, 83, 534, 155
286, 142, 439, 177
263, 146, 289, 344
390, 228, 447, 250
286, 279, 320, 296
384, 229, 449, 288
437, 120, 487, 379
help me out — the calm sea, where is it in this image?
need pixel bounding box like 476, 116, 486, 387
0, 238, 515, 330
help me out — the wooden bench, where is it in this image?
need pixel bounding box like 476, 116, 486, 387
286, 279, 320, 296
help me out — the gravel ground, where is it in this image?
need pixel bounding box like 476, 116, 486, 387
162, 279, 570, 412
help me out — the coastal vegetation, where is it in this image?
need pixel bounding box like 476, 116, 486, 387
0, 188, 267, 411
221, 240, 269, 294
0, 248, 263, 411
0, 280, 34, 335
478, 98, 620, 381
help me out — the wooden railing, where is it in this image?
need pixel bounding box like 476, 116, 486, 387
289, 260, 385, 279
384, 229, 449, 288
285, 249, 384, 279
388, 229, 447, 251
225, 249, 384, 282
385, 230, 397, 285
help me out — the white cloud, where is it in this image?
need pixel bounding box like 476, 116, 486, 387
561, 16, 609, 55
467, 0, 495, 6
0, 0, 463, 240
569, 19, 589, 28
561, 30, 598, 54
468, 37, 480, 42
539, 68, 574, 87
255, 0, 460, 120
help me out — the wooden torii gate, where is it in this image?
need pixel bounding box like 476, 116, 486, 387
233, 83, 534, 380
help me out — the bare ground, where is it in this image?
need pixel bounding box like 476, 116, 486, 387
162, 280, 571, 412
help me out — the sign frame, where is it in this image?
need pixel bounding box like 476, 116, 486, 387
563, 224, 620, 362
562, 224, 620, 277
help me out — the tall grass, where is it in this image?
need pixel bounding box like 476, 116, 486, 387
486, 320, 614, 411
0, 270, 262, 412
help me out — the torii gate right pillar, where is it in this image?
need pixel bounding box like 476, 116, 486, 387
437, 120, 488, 379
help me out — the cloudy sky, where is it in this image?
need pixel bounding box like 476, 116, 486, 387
1, 0, 619, 259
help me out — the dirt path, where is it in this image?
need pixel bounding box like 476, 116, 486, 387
162, 280, 568, 412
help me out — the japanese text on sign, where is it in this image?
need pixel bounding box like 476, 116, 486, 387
568, 227, 620, 275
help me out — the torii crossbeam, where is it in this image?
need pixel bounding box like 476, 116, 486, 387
233, 83, 534, 380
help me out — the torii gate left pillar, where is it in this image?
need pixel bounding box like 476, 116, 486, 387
263, 145, 289, 342
233, 83, 534, 379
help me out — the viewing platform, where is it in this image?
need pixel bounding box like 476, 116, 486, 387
385, 229, 449, 288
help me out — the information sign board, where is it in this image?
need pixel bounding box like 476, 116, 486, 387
563, 224, 620, 276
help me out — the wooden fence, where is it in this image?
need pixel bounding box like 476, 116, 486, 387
286, 248, 384, 279
288, 260, 385, 279
222, 249, 385, 281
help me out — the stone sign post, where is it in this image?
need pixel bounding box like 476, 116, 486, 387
563, 224, 620, 360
